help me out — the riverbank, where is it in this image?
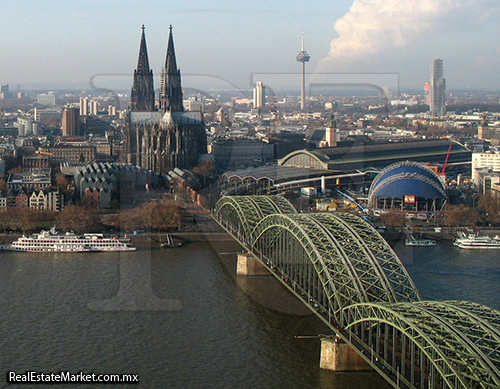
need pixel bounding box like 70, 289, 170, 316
380, 227, 500, 242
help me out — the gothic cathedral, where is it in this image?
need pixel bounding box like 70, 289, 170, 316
123, 25, 207, 174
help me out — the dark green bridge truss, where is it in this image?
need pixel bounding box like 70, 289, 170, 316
214, 195, 500, 389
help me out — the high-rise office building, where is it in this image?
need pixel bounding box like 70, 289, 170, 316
0, 84, 10, 99
430, 58, 446, 117
62, 107, 80, 137
89, 100, 99, 115
16, 117, 40, 136
253, 81, 265, 109
80, 97, 89, 116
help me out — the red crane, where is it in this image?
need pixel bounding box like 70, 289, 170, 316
442, 144, 452, 174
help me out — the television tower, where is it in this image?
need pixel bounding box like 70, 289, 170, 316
296, 31, 310, 110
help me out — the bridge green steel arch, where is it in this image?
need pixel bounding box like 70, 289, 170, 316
344, 301, 500, 389
214, 195, 296, 242
252, 213, 366, 323
250, 212, 420, 325
214, 195, 500, 388
328, 212, 421, 303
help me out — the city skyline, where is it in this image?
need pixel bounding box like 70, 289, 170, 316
2, 0, 500, 93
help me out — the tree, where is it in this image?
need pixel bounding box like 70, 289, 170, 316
0, 178, 7, 194
17, 208, 40, 233
55, 173, 70, 193
113, 199, 182, 231
380, 212, 405, 227
478, 193, 500, 225
191, 158, 216, 185
56, 205, 102, 233
444, 204, 478, 227
0, 208, 56, 233
3, 155, 21, 173
43, 116, 60, 127
7, 165, 22, 174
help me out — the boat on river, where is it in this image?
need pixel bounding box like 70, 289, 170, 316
405, 233, 436, 247
0, 229, 136, 252
453, 232, 500, 249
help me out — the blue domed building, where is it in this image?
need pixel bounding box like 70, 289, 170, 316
368, 161, 448, 214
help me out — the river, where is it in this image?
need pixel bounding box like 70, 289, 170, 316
0, 235, 498, 388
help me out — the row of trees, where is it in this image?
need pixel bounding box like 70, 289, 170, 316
379, 193, 500, 228
111, 199, 183, 232
443, 193, 500, 227
0, 208, 57, 232
0, 206, 102, 234
0, 197, 184, 234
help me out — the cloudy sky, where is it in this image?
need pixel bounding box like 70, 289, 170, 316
2, 0, 500, 94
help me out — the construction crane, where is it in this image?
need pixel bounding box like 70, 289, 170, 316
35, 148, 53, 170
442, 144, 452, 174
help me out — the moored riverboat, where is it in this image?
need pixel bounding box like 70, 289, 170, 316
0, 229, 136, 252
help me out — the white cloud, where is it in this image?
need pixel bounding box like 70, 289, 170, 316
315, 0, 486, 73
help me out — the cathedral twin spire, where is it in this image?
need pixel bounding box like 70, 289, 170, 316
136, 25, 151, 75
130, 25, 183, 113
130, 25, 155, 112
160, 25, 184, 113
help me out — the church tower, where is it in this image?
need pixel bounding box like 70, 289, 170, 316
130, 25, 155, 112
160, 25, 183, 113
124, 24, 206, 175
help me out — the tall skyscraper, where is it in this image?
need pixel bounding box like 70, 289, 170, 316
62, 106, 80, 137
430, 58, 446, 117
296, 31, 310, 110
0, 84, 10, 99
89, 100, 99, 115
253, 81, 265, 109
80, 97, 89, 116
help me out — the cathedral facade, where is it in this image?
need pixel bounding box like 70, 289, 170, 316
123, 25, 207, 175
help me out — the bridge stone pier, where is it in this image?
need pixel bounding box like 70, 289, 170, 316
320, 337, 372, 371
214, 195, 500, 389
236, 252, 269, 276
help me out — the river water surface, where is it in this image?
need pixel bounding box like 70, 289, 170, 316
0, 235, 498, 388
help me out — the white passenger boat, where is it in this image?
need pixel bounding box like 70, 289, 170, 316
0, 229, 136, 252
405, 234, 436, 247
453, 232, 500, 249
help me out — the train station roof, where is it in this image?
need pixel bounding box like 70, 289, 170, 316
278, 139, 471, 171
221, 165, 337, 185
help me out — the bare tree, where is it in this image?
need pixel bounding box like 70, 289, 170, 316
55, 173, 70, 193
56, 204, 102, 233
380, 211, 405, 227
444, 204, 478, 227
478, 193, 500, 225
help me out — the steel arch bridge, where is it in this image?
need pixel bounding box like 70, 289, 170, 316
214, 195, 500, 389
